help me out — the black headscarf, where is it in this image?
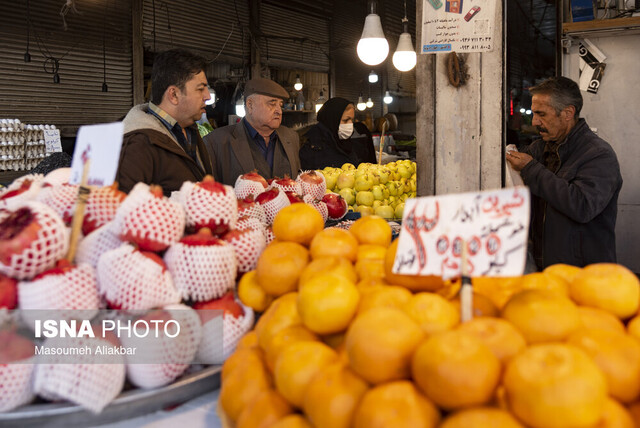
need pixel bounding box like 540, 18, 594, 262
317, 97, 353, 136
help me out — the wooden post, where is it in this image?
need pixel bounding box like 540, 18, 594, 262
65, 161, 91, 262
460, 240, 473, 322
378, 120, 387, 165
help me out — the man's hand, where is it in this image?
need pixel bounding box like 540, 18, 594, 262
506, 151, 533, 171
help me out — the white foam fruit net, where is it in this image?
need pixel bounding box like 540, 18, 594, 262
226, 228, 266, 274
33, 336, 126, 414
112, 183, 185, 251
0, 357, 35, 412
18, 263, 100, 329
303, 195, 329, 223
83, 186, 125, 235
237, 202, 267, 225
234, 177, 267, 199
0, 178, 42, 211
177, 181, 238, 233
264, 227, 276, 245
297, 171, 327, 200
0, 201, 69, 281
236, 216, 266, 234
42, 168, 71, 187
97, 244, 180, 310
271, 180, 302, 195
35, 183, 78, 225
259, 189, 290, 225
164, 241, 237, 301
121, 304, 202, 389
196, 302, 254, 364
75, 222, 123, 268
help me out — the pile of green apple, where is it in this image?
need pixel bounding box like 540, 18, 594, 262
319, 161, 417, 220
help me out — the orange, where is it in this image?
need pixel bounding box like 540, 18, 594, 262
255, 292, 302, 350
352, 381, 440, 428
628, 401, 640, 427
628, 316, 640, 340
451, 292, 500, 318
436, 278, 462, 300
309, 228, 359, 262
501, 289, 580, 344
594, 398, 635, 428
345, 307, 424, 384
503, 343, 607, 428
322, 331, 346, 350
220, 350, 272, 421
439, 407, 525, 428
357, 284, 412, 315
349, 215, 392, 247
403, 292, 460, 336
384, 239, 444, 292
517, 271, 570, 297
579, 306, 626, 333
273, 341, 338, 408
355, 258, 386, 281
222, 346, 265, 382
412, 330, 501, 410
298, 257, 357, 287
544, 263, 582, 284
269, 415, 313, 428
567, 328, 640, 403
238, 270, 273, 312
263, 324, 318, 372
236, 389, 293, 428
472, 276, 522, 309
356, 277, 389, 291
356, 244, 387, 261
570, 263, 640, 319
272, 203, 324, 246
297, 273, 360, 335
236, 331, 259, 350
256, 242, 309, 296
303, 362, 369, 428
457, 317, 527, 365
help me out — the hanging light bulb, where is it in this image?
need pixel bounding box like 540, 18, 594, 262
392, 3, 417, 72
294, 74, 303, 91
366, 97, 374, 108
235, 96, 245, 117
357, 0, 389, 66
315, 90, 326, 113
357, 94, 367, 111
368, 70, 379, 84
205, 88, 216, 105
383, 90, 393, 104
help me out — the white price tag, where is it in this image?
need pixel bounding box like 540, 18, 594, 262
43, 129, 62, 153
70, 122, 123, 186
393, 187, 530, 279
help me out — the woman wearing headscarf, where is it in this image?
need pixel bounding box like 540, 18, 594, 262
299, 97, 375, 170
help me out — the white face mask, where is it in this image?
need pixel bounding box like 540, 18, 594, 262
338, 123, 354, 140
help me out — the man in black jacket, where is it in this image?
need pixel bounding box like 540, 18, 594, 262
506, 76, 622, 270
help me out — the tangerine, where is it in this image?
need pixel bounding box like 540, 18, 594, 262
439, 407, 525, 428
236, 389, 293, 428
357, 284, 412, 315
472, 276, 522, 309
595, 398, 635, 428
272, 203, 324, 246
517, 271, 569, 296
628, 316, 640, 340
544, 263, 582, 284
263, 324, 319, 372
269, 415, 313, 428
384, 239, 444, 292
457, 317, 527, 365
298, 257, 357, 286
238, 270, 273, 312
349, 215, 392, 247
309, 228, 359, 261
254, 292, 302, 350
220, 351, 272, 421
403, 292, 460, 336
256, 242, 309, 296
578, 306, 626, 333
451, 292, 500, 318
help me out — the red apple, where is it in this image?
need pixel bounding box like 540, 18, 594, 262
193, 291, 244, 322
0, 207, 41, 266
285, 191, 304, 204
322, 193, 349, 220
0, 273, 18, 309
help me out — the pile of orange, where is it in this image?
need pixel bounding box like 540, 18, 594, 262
225, 205, 640, 428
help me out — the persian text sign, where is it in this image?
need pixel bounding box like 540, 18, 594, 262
70, 122, 123, 186
393, 187, 530, 279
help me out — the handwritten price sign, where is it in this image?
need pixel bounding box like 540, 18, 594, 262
393, 187, 530, 279
70, 122, 123, 187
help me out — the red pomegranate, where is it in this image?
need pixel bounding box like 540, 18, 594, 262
297, 170, 327, 200
322, 193, 349, 220
177, 175, 237, 236
234, 171, 269, 199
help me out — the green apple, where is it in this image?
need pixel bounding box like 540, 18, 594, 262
354, 174, 374, 192
339, 187, 356, 206
324, 172, 338, 191
355, 191, 374, 207
378, 169, 390, 184
385, 181, 398, 197
341, 163, 356, 171
398, 165, 412, 179
371, 184, 385, 201
394, 203, 405, 219
374, 205, 395, 220
356, 205, 375, 216
337, 171, 355, 190
372, 200, 383, 210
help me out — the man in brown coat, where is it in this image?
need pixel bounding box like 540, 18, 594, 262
203, 78, 301, 186
116, 49, 213, 196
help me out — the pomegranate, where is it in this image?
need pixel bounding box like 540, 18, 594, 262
237, 196, 267, 225
255, 187, 290, 225
296, 170, 327, 200
303, 194, 329, 222
35, 183, 78, 226
75, 222, 123, 269
0, 330, 36, 412
193, 291, 245, 321
271, 175, 302, 195
0, 175, 43, 209
0, 272, 18, 309
285, 191, 304, 204
177, 175, 237, 236
322, 193, 349, 220
222, 227, 266, 274
234, 171, 269, 199
82, 184, 126, 235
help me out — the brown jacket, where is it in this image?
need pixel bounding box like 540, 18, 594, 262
203, 119, 301, 186
116, 104, 213, 196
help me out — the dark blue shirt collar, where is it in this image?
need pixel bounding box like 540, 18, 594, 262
243, 119, 278, 170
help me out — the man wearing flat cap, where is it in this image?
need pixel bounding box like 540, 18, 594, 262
203, 77, 301, 185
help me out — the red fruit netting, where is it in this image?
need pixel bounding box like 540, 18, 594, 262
264, 227, 276, 245
97, 244, 180, 310
238, 203, 267, 225
0, 174, 43, 210
0, 201, 69, 280
271, 180, 302, 195
33, 336, 126, 413
112, 183, 185, 252
236, 216, 266, 233
176, 181, 237, 233
35, 183, 78, 225
83, 186, 125, 236
297, 171, 327, 200
226, 228, 266, 273
18, 263, 100, 329
42, 168, 71, 187
0, 358, 35, 412
234, 177, 267, 199
303, 195, 329, 223
259, 189, 290, 225
75, 222, 123, 268
196, 301, 254, 364
120, 304, 202, 389
164, 241, 237, 301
